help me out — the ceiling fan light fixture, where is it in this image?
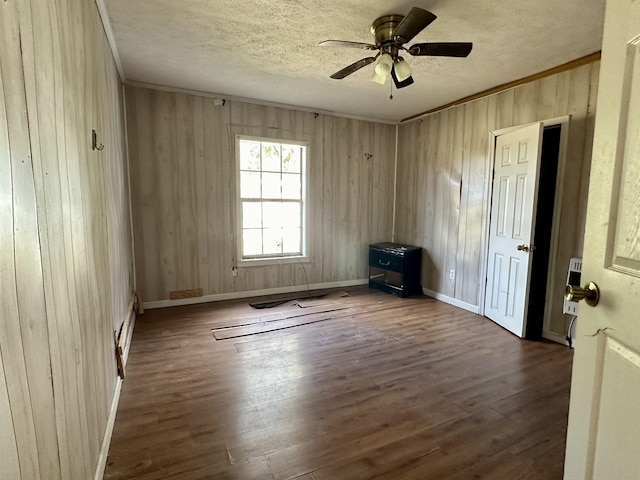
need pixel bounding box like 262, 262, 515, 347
321, 7, 473, 87
370, 68, 388, 84
374, 53, 393, 77
394, 58, 412, 82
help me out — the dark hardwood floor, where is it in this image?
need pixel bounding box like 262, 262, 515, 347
104, 287, 573, 480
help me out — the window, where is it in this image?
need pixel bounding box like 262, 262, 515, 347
237, 135, 307, 261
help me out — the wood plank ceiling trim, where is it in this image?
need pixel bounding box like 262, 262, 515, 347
401, 51, 602, 123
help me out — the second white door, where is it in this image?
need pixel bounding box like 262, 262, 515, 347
484, 122, 543, 337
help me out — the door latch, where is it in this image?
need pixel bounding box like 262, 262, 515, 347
565, 282, 600, 307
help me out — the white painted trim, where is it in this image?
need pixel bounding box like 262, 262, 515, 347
122, 308, 136, 366
422, 287, 480, 314
481, 117, 571, 340
489, 116, 571, 137
124, 80, 398, 126
95, 293, 137, 479
477, 127, 497, 315
143, 279, 369, 309
237, 255, 311, 268
543, 331, 570, 347
542, 116, 571, 338
234, 135, 309, 264
94, 377, 122, 480
94, 0, 125, 81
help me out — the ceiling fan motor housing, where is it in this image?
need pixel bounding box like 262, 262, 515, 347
371, 15, 404, 47
321, 7, 472, 85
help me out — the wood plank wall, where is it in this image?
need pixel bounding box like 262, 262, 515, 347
0, 0, 133, 478
395, 61, 600, 338
126, 86, 396, 303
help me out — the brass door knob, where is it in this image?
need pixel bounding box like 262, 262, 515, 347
565, 282, 600, 307
517, 244, 536, 252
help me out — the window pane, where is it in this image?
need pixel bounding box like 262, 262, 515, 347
282, 228, 301, 253
282, 173, 301, 199
282, 146, 300, 173
242, 202, 261, 229
262, 142, 281, 172
262, 202, 300, 229
262, 202, 282, 228
243, 229, 262, 256
241, 171, 261, 198
281, 203, 300, 228
238, 138, 306, 260
262, 172, 281, 199
239, 140, 261, 171
263, 228, 282, 255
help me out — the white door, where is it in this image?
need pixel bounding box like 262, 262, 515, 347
564, 0, 640, 478
484, 122, 543, 337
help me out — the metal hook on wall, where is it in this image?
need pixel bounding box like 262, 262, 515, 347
92, 129, 104, 151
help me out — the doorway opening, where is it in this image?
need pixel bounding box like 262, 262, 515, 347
483, 118, 568, 340
525, 125, 561, 339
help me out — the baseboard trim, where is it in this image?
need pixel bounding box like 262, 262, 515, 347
94, 377, 122, 480
116, 294, 138, 378
143, 279, 370, 309
543, 331, 569, 347
422, 288, 480, 314
122, 306, 137, 366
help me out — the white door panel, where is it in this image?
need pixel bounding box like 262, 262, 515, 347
564, 0, 640, 477
484, 122, 543, 337
591, 337, 640, 479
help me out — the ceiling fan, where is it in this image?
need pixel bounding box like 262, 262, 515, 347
320, 7, 473, 89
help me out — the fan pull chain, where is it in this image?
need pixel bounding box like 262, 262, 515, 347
389, 80, 393, 100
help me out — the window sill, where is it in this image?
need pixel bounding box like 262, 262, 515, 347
237, 255, 310, 268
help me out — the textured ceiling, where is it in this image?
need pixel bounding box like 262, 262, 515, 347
104, 0, 606, 122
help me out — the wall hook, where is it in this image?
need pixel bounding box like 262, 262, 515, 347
92, 129, 104, 151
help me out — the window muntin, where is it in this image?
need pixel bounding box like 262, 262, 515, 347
237, 136, 307, 260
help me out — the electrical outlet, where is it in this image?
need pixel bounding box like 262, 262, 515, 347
449, 269, 455, 280
232, 267, 238, 277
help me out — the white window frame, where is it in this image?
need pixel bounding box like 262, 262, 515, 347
236, 134, 309, 266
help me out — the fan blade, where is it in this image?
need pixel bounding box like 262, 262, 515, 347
319, 40, 378, 50
392, 7, 437, 44
330, 57, 376, 79
391, 68, 414, 89
409, 42, 473, 57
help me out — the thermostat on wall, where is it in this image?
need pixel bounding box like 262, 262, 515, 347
563, 257, 582, 315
